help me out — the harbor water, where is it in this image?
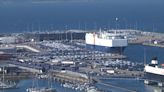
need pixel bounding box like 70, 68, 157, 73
1, 79, 164, 92
124, 45, 164, 64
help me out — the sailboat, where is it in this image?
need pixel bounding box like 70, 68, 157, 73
26, 72, 57, 92
0, 81, 17, 89
0, 66, 17, 89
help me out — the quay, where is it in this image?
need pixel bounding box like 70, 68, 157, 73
8, 64, 42, 73
53, 70, 90, 84
0, 73, 33, 80
143, 43, 164, 48
0, 44, 40, 53
15, 45, 40, 53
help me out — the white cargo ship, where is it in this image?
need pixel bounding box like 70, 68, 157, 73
144, 57, 164, 86
85, 30, 128, 53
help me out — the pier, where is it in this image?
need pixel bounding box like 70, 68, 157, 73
15, 45, 40, 53
0, 44, 40, 53
143, 43, 164, 48
8, 64, 42, 73
53, 70, 90, 84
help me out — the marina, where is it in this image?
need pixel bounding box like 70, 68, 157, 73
0, 0, 163, 91
0, 29, 164, 92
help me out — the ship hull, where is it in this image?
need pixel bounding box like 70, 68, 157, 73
86, 44, 126, 53
145, 72, 164, 82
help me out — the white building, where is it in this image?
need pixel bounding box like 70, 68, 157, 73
0, 37, 17, 44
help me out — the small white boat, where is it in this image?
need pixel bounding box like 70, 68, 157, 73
26, 72, 57, 92
86, 86, 101, 92
26, 87, 57, 92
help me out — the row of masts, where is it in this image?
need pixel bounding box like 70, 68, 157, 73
24, 17, 158, 33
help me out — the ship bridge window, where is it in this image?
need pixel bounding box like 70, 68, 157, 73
149, 64, 157, 67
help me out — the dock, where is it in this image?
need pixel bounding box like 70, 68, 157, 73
143, 43, 164, 48
53, 70, 90, 84
16, 45, 40, 53
0, 44, 40, 53
8, 64, 42, 73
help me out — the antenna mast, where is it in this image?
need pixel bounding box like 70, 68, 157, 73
144, 48, 146, 65
115, 17, 118, 34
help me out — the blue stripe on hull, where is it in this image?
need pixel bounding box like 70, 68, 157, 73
86, 44, 125, 53
145, 72, 164, 82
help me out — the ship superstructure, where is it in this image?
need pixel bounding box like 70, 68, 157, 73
85, 30, 128, 53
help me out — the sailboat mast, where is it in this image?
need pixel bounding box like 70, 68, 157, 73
3, 66, 4, 91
